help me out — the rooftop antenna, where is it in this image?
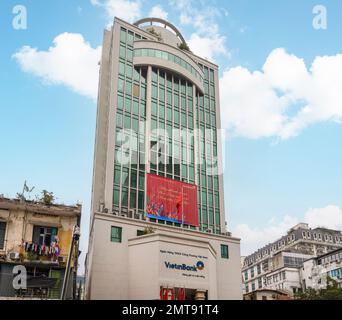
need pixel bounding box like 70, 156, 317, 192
16, 180, 35, 202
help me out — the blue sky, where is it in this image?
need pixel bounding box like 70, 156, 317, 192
1, 1, 342, 270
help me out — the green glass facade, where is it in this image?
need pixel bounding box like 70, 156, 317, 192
113, 26, 222, 234
134, 48, 203, 82
114, 28, 147, 215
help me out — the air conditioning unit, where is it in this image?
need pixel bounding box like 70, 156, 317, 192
128, 210, 134, 218
9, 252, 20, 261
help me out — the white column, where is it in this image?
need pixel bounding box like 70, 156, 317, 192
144, 66, 152, 211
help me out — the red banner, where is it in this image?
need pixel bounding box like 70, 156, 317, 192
146, 174, 198, 226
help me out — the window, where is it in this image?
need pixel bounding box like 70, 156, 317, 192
133, 84, 140, 98
137, 230, 145, 237
284, 256, 306, 268
32, 226, 58, 246
111, 226, 122, 243
258, 278, 262, 289
127, 31, 134, 45
221, 244, 229, 259
120, 28, 126, 43
0, 222, 6, 250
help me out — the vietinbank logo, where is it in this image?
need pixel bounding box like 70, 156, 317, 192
164, 261, 205, 272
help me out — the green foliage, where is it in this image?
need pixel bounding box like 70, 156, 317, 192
143, 227, 154, 235
147, 27, 162, 41
40, 190, 55, 205
178, 42, 190, 52
296, 277, 342, 300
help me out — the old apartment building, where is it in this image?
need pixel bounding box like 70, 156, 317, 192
0, 196, 81, 299
301, 247, 342, 290
242, 223, 342, 297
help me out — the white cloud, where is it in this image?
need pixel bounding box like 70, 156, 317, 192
149, 5, 168, 20
233, 215, 298, 256
233, 205, 342, 256
220, 48, 342, 139
91, 0, 141, 24
304, 205, 342, 230
170, 0, 228, 61
187, 33, 227, 62
13, 33, 101, 100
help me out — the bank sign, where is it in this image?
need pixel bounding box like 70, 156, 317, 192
160, 249, 208, 281
164, 261, 205, 272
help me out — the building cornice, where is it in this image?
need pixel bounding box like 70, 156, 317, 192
93, 211, 241, 243
0, 197, 81, 218
128, 232, 217, 258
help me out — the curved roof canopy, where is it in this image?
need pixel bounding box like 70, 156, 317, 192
134, 17, 187, 45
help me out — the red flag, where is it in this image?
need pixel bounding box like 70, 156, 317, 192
182, 288, 186, 300
171, 288, 175, 300
163, 288, 169, 300
160, 287, 163, 300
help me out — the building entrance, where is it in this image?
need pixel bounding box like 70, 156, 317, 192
160, 287, 208, 300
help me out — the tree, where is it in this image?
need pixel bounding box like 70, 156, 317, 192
178, 42, 190, 52
296, 277, 342, 300
40, 190, 55, 205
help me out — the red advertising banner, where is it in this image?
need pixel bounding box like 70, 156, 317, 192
146, 174, 198, 226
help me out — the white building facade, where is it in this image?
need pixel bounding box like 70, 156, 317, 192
85, 17, 242, 300
242, 223, 342, 297
301, 248, 342, 290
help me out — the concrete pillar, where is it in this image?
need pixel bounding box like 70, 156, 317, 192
144, 65, 152, 211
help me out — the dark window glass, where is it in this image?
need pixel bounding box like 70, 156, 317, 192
0, 222, 6, 250
130, 170, 137, 188
137, 230, 145, 236
111, 226, 122, 243
113, 187, 120, 205
221, 244, 229, 259
139, 172, 145, 189
130, 189, 137, 208
32, 226, 58, 246
138, 191, 144, 209
121, 188, 128, 207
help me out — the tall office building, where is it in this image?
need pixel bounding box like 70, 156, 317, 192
85, 17, 242, 300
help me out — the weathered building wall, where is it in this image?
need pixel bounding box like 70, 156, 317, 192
0, 209, 76, 259
0, 198, 81, 299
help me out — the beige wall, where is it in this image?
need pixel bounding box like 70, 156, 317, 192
86, 214, 242, 300
0, 207, 78, 260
